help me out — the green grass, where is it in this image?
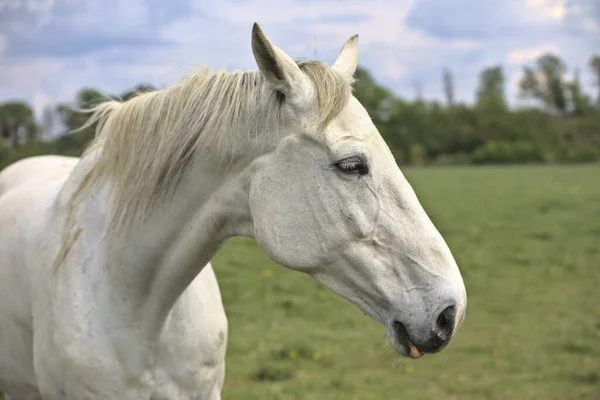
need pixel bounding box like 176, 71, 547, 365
214, 165, 600, 400
2, 165, 599, 399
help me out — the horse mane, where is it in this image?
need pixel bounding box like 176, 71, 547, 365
78, 60, 352, 229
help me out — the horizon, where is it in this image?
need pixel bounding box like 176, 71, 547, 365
1, 0, 599, 120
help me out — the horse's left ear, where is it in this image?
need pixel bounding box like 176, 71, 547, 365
331, 34, 359, 84
251, 23, 308, 95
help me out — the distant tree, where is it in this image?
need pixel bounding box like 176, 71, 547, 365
56, 88, 106, 133
590, 54, 600, 104
2, 64, 600, 171
0, 101, 37, 147
120, 83, 157, 102
519, 53, 568, 114
353, 66, 395, 123
565, 69, 590, 115
475, 65, 507, 111
442, 68, 455, 106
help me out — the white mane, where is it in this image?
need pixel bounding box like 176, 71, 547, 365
78, 61, 351, 229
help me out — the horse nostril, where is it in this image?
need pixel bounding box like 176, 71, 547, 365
436, 305, 456, 339
392, 319, 410, 344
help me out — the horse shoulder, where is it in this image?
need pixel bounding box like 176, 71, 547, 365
153, 263, 228, 399
0, 156, 80, 398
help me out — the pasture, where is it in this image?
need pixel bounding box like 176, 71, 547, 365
1, 164, 598, 400
214, 165, 600, 399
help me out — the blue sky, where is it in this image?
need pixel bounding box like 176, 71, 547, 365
0, 0, 598, 119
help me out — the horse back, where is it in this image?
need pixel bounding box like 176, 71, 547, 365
0, 155, 79, 196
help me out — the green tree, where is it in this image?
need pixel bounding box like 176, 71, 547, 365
0, 101, 38, 148
565, 69, 590, 115
442, 67, 455, 106
475, 66, 507, 111
52, 87, 107, 154
590, 54, 600, 105
120, 83, 157, 102
353, 67, 393, 114
519, 53, 568, 114
56, 87, 106, 136
353, 66, 395, 129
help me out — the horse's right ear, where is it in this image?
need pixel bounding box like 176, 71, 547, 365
251, 23, 307, 95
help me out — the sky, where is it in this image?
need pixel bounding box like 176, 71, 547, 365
0, 0, 599, 120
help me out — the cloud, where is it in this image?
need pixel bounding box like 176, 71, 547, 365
0, 0, 188, 58
406, 0, 517, 40
32, 89, 53, 118
564, 0, 600, 33
0, 0, 58, 35
7, 31, 172, 58
0, 33, 7, 55
507, 44, 560, 65
294, 14, 371, 25
0, 0, 598, 119
0, 57, 66, 100
525, 0, 566, 20
403, 0, 598, 100
154, 0, 426, 88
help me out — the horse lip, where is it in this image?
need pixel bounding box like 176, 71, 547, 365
406, 345, 423, 359
392, 320, 423, 359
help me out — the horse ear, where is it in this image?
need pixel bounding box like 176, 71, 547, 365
251, 23, 307, 95
331, 34, 359, 83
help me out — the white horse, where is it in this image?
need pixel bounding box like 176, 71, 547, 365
0, 24, 466, 399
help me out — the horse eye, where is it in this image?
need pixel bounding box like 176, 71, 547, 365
334, 156, 369, 175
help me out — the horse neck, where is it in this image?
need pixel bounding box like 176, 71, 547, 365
78, 127, 271, 342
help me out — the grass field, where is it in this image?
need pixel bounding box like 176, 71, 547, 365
1, 165, 598, 400
214, 165, 600, 400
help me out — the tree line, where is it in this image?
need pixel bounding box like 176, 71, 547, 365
1, 52, 600, 169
